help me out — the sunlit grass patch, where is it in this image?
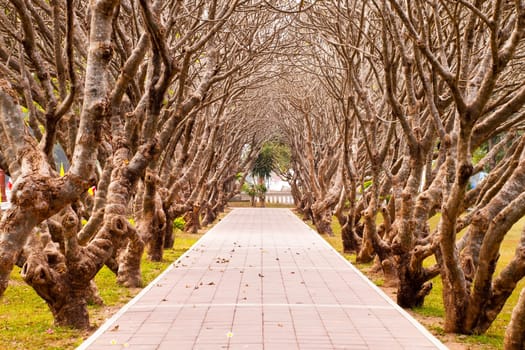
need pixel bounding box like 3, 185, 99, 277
0, 231, 203, 350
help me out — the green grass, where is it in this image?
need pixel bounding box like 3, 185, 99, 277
0, 232, 202, 350
321, 213, 525, 350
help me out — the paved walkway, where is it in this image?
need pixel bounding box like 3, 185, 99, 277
79, 208, 447, 350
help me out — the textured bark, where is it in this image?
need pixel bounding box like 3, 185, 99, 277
138, 171, 166, 262
163, 207, 178, 249
78, 161, 113, 245
505, 287, 525, 350
311, 208, 333, 236
116, 232, 144, 287
21, 206, 112, 329
463, 153, 525, 331
0, 0, 115, 298
336, 196, 362, 254
397, 258, 433, 307
394, 157, 446, 307
357, 195, 382, 264
184, 205, 201, 234
341, 221, 362, 253
461, 137, 525, 286
105, 143, 157, 287
471, 227, 525, 333
439, 136, 472, 333
202, 193, 219, 226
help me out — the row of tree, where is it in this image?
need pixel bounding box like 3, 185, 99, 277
0, 0, 525, 348
0, 0, 293, 329
264, 1, 525, 347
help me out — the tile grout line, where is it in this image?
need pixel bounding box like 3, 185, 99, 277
76, 219, 224, 350
128, 303, 398, 309
189, 229, 234, 349
275, 226, 300, 349
79, 208, 449, 350
164, 233, 231, 348
227, 230, 252, 350
285, 209, 449, 350
289, 231, 336, 349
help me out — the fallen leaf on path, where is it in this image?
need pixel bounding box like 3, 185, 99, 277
258, 273, 264, 278
110, 325, 119, 332
208, 282, 216, 285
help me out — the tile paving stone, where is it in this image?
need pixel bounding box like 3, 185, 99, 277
78, 208, 447, 350
158, 342, 195, 350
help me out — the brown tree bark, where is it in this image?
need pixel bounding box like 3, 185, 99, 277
0, 0, 113, 297
505, 287, 525, 350
137, 171, 166, 262
22, 204, 114, 329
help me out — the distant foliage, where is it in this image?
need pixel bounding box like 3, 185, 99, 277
173, 217, 186, 231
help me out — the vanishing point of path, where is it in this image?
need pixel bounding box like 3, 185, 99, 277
79, 208, 447, 350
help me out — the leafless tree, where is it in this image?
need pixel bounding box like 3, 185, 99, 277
0, 0, 289, 328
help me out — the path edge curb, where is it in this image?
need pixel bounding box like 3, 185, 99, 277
76, 219, 221, 350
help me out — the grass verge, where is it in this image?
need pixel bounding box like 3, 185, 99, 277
0, 231, 203, 350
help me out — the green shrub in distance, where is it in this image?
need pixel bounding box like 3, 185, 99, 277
173, 216, 186, 231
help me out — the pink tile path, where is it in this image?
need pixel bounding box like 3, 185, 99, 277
78, 208, 447, 350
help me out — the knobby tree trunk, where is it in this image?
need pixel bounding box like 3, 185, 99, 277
163, 208, 176, 249
138, 171, 166, 262
184, 205, 201, 234
22, 206, 113, 329
505, 287, 525, 350
0, 0, 112, 297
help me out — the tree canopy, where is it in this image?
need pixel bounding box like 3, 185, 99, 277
0, 0, 525, 347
